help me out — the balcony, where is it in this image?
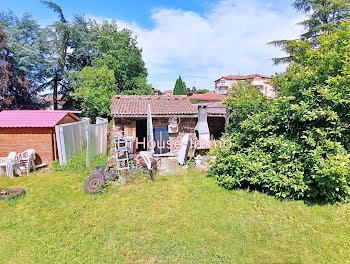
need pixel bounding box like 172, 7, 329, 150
216, 83, 229, 87
252, 80, 265, 86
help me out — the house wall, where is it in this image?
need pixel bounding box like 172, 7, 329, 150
215, 77, 277, 98
0, 127, 54, 164
0, 114, 80, 165
215, 79, 237, 94
153, 118, 197, 154
108, 115, 227, 167
57, 114, 80, 125
112, 117, 197, 155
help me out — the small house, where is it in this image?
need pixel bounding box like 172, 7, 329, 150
110, 95, 227, 154
0, 110, 80, 164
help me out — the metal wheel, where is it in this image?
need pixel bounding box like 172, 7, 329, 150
84, 172, 105, 193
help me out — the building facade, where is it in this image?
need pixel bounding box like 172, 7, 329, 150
162, 90, 173, 96
110, 95, 227, 158
214, 74, 277, 98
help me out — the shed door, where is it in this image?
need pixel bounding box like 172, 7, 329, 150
154, 127, 169, 154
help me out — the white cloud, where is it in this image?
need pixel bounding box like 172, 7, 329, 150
89, 0, 305, 91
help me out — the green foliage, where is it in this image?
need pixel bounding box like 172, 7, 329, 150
293, 0, 350, 42
94, 21, 150, 94
196, 89, 209, 94
121, 76, 153, 95
0, 12, 49, 86
211, 24, 350, 203
67, 15, 100, 72
0, 11, 49, 108
2, 4, 151, 110
275, 21, 350, 146
187, 86, 197, 93
173, 75, 187, 95
73, 66, 117, 120
270, 0, 350, 64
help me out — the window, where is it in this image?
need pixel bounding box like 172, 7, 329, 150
220, 79, 226, 84
219, 87, 226, 94
255, 77, 262, 81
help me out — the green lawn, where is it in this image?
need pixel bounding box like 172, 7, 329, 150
1, 169, 350, 263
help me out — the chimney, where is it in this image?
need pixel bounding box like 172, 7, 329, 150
195, 105, 211, 149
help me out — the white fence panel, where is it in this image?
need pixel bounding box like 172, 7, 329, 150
86, 118, 108, 167
55, 119, 89, 165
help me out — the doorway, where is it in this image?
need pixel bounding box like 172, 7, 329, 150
136, 119, 147, 151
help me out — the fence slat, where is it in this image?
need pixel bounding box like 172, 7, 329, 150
86, 118, 108, 167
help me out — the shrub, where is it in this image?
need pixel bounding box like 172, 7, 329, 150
210, 30, 350, 204
210, 72, 350, 202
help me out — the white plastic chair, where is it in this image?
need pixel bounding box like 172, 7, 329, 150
0, 155, 8, 175
5, 152, 21, 179
18, 149, 36, 175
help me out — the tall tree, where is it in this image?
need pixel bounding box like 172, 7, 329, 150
270, 0, 350, 64
93, 21, 151, 94
73, 66, 118, 120
67, 15, 100, 72
173, 75, 187, 95
41, 0, 70, 110
0, 26, 36, 109
0, 12, 49, 91
0, 11, 48, 109
294, 0, 350, 41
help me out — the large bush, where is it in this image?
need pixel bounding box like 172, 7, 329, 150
210, 22, 350, 203
73, 65, 118, 120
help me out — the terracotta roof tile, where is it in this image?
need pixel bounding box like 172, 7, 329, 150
189, 92, 226, 101
215, 74, 273, 82
111, 95, 197, 116
207, 102, 227, 115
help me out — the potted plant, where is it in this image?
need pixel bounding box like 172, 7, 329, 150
194, 154, 202, 166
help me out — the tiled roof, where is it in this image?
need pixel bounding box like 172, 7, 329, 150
111, 95, 197, 116
216, 74, 273, 82
207, 102, 227, 116
0, 110, 80, 128
189, 92, 226, 101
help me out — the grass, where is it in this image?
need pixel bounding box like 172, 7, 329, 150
52, 150, 109, 176
1, 169, 350, 263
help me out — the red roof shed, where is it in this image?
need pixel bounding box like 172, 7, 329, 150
0, 110, 80, 165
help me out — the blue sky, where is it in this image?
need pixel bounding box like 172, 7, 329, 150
1, 0, 304, 91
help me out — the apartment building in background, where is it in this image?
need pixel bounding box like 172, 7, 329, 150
214, 74, 277, 98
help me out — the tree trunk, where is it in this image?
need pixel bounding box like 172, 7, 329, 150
53, 78, 58, 110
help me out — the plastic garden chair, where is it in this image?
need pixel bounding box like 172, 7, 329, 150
0, 152, 17, 176
2, 152, 21, 179
17, 149, 36, 175
0, 155, 8, 175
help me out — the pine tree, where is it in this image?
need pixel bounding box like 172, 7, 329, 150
173, 75, 187, 95
269, 0, 350, 64
0, 26, 37, 109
